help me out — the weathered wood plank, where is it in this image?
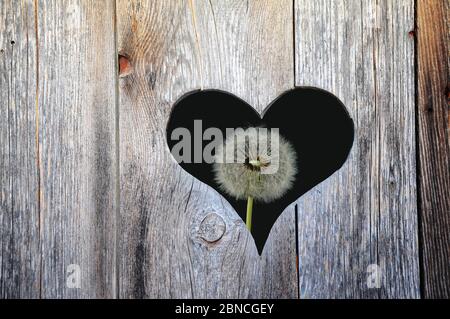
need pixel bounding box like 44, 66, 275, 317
37, 0, 117, 298
191, 0, 297, 299
294, 0, 420, 298
417, 0, 450, 299
117, 0, 297, 298
0, 0, 40, 299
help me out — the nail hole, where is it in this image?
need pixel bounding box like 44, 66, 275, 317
10, 40, 15, 45
118, 54, 132, 77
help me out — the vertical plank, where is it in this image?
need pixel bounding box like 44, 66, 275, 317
295, 0, 420, 298
37, 0, 117, 298
417, 0, 450, 299
118, 0, 297, 298
192, 0, 297, 299
0, 0, 40, 298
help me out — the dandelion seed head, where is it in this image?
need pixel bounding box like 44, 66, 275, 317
213, 128, 297, 202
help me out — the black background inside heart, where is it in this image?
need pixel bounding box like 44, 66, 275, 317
166, 88, 354, 254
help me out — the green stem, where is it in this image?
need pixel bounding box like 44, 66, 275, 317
246, 196, 253, 232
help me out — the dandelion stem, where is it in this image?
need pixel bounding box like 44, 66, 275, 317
246, 196, 253, 231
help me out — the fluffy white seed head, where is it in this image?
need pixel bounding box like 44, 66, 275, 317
213, 128, 297, 202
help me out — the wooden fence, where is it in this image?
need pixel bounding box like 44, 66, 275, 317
0, 0, 448, 298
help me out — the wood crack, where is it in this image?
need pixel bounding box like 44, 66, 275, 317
33, 0, 42, 299
188, 0, 204, 90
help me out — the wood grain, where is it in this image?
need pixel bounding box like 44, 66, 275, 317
0, 0, 40, 298
294, 0, 420, 298
117, 0, 297, 298
191, 0, 297, 299
1, 0, 448, 299
36, 0, 117, 298
417, 0, 450, 299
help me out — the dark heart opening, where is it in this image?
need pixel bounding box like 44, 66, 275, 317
166, 88, 354, 254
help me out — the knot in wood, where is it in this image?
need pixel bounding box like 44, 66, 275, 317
118, 54, 133, 77
198, 213, 226, 243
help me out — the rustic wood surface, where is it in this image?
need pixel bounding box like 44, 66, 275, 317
294, 0, 420, 298
117, 0, 297, 298
417, 0, 450, 299
0, 0, 448, 299
36, 0, 118, 298
1, 0, 117, 298
0, 0, 40, 298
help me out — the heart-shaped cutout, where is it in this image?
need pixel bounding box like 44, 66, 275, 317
167, 88, 354, 254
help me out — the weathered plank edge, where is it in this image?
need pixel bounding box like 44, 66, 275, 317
37, 0, 118, 298
416, 0, 450, 299
0, 0, 41, 299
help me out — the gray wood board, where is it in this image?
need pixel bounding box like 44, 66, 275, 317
37, 0, 117, 298
0, 0, 40, 298
117, 0, 297, 298
294, 0, 420, 298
